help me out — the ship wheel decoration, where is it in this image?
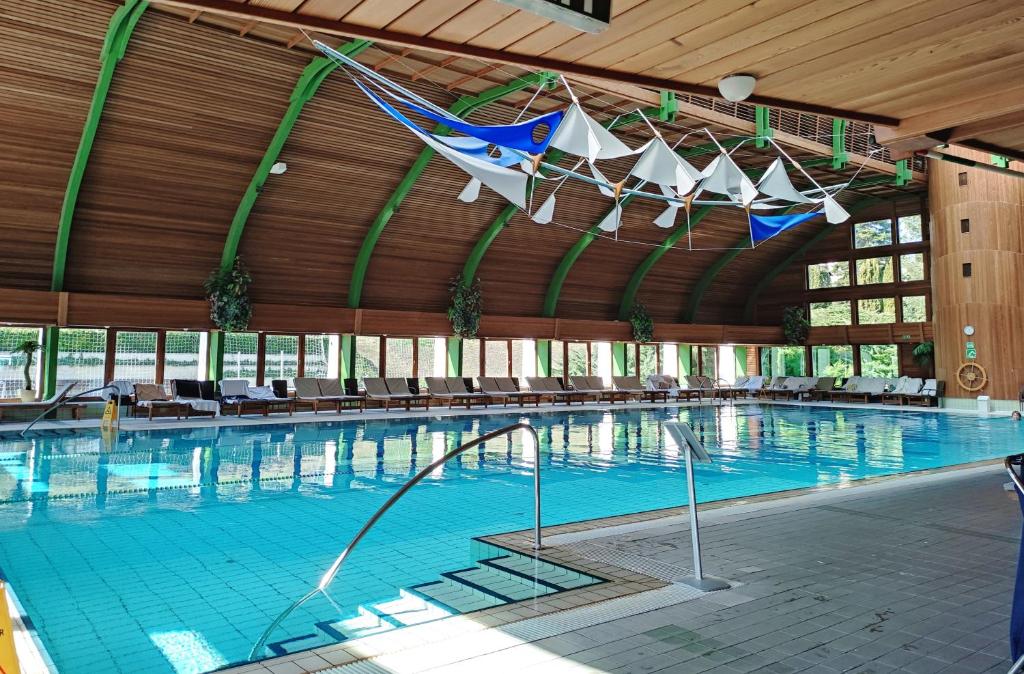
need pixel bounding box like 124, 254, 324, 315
956, 361, 988, 392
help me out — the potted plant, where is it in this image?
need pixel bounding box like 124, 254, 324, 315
782, 306, 809, 345
11, 339, 42, 402
630, 302, 654, 343
448, 274, 483, 339
912, 340, 934, 369
204, 257, 254, 332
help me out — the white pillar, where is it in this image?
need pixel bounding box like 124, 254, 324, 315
662, 343, 678, 378
521, 340, 536, 378
327, 334, 340, 378
595, 342, 612, 386
433, 337, 447, 377
718, 345, 736, 383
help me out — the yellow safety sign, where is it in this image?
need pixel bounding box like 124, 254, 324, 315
0, 582, 21, 674
100, 399, 119, 433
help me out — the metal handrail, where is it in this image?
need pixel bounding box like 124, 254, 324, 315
1006, 454, 1024, 496
248, 421, 542, 661
20, 384, 120, 437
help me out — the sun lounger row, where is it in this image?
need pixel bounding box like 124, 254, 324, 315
742, 375, 944, 406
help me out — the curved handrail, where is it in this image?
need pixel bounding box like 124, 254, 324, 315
20, 384, 120, 437
1006, 454, 1024, 495
248, 421, 542, 661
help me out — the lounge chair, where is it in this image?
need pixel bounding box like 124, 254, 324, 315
568, 376, 609, 401
317, 378, 366, 412
444, 377, 493, 405
734, 375, 764, 398
526, 377, 593, 405
844, 377, 887, 403
804, 377, 836, 401
904, 379, 943, 407
363, 378, 430, 411
827, 376, 860, 403
479, 377, 544, 407
673, 376, 703, 401
424, 377, 486, 408
219, 379, 276, 417
170, 379, 219, 417
881, 377, 923, 405
133, 383, 190, 420
770, 377, 817, 400
613, 375, 668, 403
757, 376, 786, 400
0, 382, 82, 422
293, 377, 363, 413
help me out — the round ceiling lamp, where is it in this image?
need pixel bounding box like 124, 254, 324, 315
269, 161, 288, 175
717, 74, 757, 102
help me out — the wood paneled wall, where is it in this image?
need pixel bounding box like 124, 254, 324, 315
930, 149, 1024, 399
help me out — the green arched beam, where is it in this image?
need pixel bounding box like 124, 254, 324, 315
51, 0, 148, 292
741, 195, 883, 322
543, 136, 743, 318
347, 71, 557, 309
44, 0, 148, 398
680, 168, 887, 323
218, 39, 371, 273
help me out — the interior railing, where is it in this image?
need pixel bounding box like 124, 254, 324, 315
248, 420, 542, 661
1005, 455, 1024, 674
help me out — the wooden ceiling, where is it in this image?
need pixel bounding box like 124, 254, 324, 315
147, 0, 1024, 162
2, 0, 929, 332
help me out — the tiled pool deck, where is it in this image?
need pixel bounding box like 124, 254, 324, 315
222, 461, 1018, 674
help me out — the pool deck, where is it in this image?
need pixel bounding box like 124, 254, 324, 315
0, 396, 1009, 436
224, 461, 1018, 674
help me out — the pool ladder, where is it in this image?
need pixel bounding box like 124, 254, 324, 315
248, 421, 542, 661
20, 384, 122, 436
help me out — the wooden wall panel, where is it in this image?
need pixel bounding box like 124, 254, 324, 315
0, 0, 111, 290
64, 9, 308, 299
930, 149, 1024, 399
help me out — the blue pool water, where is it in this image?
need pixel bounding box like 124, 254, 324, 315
0, 404, 1018, 673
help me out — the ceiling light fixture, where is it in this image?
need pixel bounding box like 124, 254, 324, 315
269, 162, 288, 175
717, 74, 757, 102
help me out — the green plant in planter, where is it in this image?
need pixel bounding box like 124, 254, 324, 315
782, 306, 809, 345
11, 340, 41, 391
912, 340, 934, 368
204, 257, 254, 332
630, 302, 654, 343
448, 274, 482, 339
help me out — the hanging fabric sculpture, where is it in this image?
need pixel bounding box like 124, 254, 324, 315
314, 40, 861, 247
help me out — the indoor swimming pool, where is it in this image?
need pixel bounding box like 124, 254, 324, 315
0, 405, 1017, 673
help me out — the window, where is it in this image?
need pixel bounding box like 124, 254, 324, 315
760, 346, 805, 377
223, 332, 258, 384
416, 337, 437, 379
625, 344, 636, 376
699, 346, 716, 379
57, 328, 107, 394
811, 345, 853, 378
853, 219, 892, 248
897, 215, 923, 243
960, 218, 970, 233
858, 298, 896, 324
860, 344, 899, 377
461, 338, 480, 378
355, 336, 380, 379
639, 345, 658, 379
0, 327, 43, 398
807, 261, 850, 289
511, 340, 534, 379
304, 334, 338, 379
810, 301, 852, 327
567, 343, 588, 376
484, 339, 509, 377
855, 256, 894, 285
902, 296, 927, 322
164, 331, 202, 384
550, 340, 563, 376
718, 345, 736, 383
899, 253, 925, 282
264, 335, 299, 384
385, 338, 414, 378
114, 331, 157, 384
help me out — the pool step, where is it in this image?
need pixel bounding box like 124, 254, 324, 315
268, 548, 603, 656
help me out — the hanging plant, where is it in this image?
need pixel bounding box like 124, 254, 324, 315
448, 274, 482, 339
782, 306, 809, 345
912, 340, 934, 368
630, 302, 654, 343
204, 257, 254, 332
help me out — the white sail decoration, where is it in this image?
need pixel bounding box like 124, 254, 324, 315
548, 103, 635, 162
823, 196, 851, 224
458, 178, 482, 203
588, 162, 619, 198
756, 158, 815, 203
698, 152, 758, 206
422, 132, 529, 208
531, 193, 557, 224
652, 184, 682, 228
597, 203, 623, 232
628, 138, 702, 196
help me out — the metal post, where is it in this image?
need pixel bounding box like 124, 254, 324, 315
684, 446, 703, 580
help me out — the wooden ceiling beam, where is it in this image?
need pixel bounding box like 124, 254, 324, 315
146, 0, 900, 127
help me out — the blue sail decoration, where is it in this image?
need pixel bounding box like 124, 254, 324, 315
749, 211, 822, 244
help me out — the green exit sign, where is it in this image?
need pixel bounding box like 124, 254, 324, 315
966, 341, 976, 359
